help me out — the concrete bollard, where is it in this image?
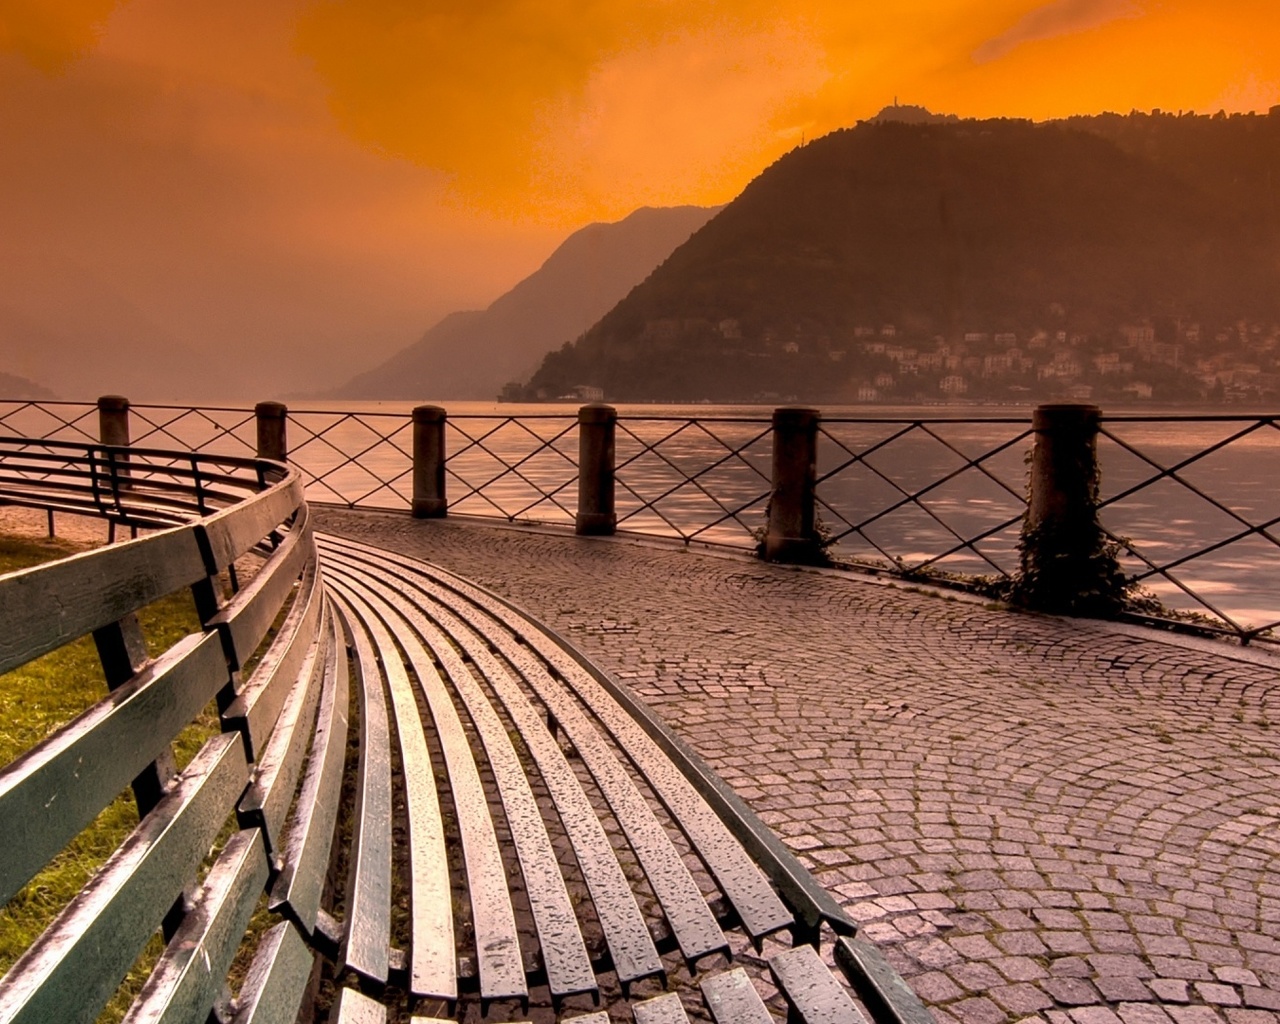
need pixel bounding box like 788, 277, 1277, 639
97, 394, 131, 448
254, 401, 289, 462
764, 406, 823, 563
1018, 403, 1124, 613
412, 404, 448, 518
576, 403, 617, 536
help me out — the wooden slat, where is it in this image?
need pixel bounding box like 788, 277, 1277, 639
236, 619, 326, 854
207, 508, 313, 669
635, 993, 693, 1024
321, 548, 661, 986
331, 987, 387, 1024
834, 938, 935, 1024
332, 539, 794, 942
0, 524, 206, 674
120, 829, 270, 1024
321, 540, 725, 968
327, 593, 393, 984
326, 580, 455, 1001
769, 945, 869, 1024
269, 605, 349, 933
228, 923, 314, 1024
223, 552, 324, 760
333, 568, 593, 1000
198, 474, 303, 573
329, 576, 526, 1004
701, 969, 775, 1024
0, 733, 249, 1024
0, 630, 229, 906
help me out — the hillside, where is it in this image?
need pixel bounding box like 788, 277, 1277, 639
0, 371, 55, 400
522, 111, 1280, 404
334, 205, 719, 400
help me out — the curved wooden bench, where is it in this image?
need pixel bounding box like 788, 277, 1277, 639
316, 533, 934, 1024
0, 438, 343, 1024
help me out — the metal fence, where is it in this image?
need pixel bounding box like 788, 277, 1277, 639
2, 399, 1277, 642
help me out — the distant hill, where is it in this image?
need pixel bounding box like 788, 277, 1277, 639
522, 112, 1280, 403
334, 205, 720, 400
0, 370, 56, 400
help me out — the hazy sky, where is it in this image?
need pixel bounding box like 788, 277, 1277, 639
2, 0, 1277, 400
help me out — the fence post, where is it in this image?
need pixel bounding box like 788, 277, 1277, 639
764, 406, 824, 563
576, 403, 617, 536
98, 394, 130, 448
1018, 403, 1124, 613
255, 401, 289, 462
412, 404, 447, 518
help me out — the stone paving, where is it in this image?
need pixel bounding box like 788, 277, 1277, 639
316, 509, 1280, 1024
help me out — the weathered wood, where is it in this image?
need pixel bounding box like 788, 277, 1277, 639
223, 552, 324, 760
331, 987, 387, 1024
331, 576, 526, 1004
207, 506, 313, 670
0, 733, 249, 1024
701, 969, 775, 1024
770, 945, 869, 1024
336, 568, 592, 1000
121, 829, 270, 1024
0, 524, 206, 674
327, 592, 393, 984
0, 631, 229, 906
321, 547, 662, 987
635, 993, 693, 1024
326, 580, 455, 1001
228, 922, 315, 1024
198, 473, 302, 573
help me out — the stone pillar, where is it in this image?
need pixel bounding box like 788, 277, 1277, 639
1018, 403, 1123, 613
97, 394, 131, 497
576, 403, 617, 536
255, 401, 288, 462
97, 394, 131, 448
764, 406, 823, 563
412, 404, 447, 518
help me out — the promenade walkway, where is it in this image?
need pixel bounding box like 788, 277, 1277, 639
317, 508, 1280, 1024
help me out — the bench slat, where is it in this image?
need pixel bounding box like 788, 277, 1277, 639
331, 986, 387, 1024
328, 582, 456, 1001
328, 594, 393, 984
701, 969, 775, 1024
320, 549, 662, 986
336, 569, 595, 1000
834, 937, 934, 1024
0, 733, 249, 1024
208, 507, 313, 670
269, 604, 350, 934
121, 829, 270, 1024
635, 993, 693, 1024
331, 577, 527, 1004
228, 922, 314, 1024
769, 945, 869, 1024
319, 540, 727, 968
349, 541, 793, 942
236, 617, 326, 854
199, 473, 302, 573
0, 524, 206, 675
0, 630, 229, 906
223, 552, 324, 760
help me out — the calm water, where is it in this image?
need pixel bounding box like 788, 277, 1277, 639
5, 399, 1277, 631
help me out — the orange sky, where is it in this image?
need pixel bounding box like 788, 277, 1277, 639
1, 0, 1277, 399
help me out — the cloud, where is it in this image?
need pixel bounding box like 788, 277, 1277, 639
0, 0, 125, 72
972, 0, 1141, 63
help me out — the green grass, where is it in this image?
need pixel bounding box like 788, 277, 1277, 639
0, 531, 225, 1021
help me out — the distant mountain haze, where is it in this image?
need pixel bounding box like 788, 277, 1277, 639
334, 206, 720, 400
524, 111, 1280, 403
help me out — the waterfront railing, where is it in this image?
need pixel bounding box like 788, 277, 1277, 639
2, 396, 1277, 642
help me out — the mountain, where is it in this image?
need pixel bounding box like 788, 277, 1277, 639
522, 111, 1280, 404
0, 370, 56, 400
334, 205, 720, 400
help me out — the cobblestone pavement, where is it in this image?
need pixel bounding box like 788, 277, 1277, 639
317, 509, 1280, 1024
